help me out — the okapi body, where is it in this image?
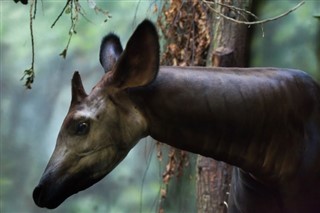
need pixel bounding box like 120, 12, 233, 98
33, 20, 320, 213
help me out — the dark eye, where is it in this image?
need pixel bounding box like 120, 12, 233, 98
75, 121, 90, 135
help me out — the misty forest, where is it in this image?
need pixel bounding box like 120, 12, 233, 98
1, 1, 320, 213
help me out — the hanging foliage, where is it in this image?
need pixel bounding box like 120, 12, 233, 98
20, 0, 111, 89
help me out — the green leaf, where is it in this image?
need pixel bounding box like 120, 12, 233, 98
59, 48, 67, 59
65, 6, 71, 14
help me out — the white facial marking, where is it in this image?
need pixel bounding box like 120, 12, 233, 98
73, 97, 106, 120
73, 105, 94, 120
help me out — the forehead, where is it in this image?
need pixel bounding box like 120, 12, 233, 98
73, 105, 95, 120
72, 96, 106, 120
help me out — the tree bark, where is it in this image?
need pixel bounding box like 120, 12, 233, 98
196, 1, 252, 213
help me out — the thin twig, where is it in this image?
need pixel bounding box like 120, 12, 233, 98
94, 5, 112, 22
203, 0, 305, 25
213, 1, 259, 20
59, 0, 81, 58
21, 0, 36, 89
51, 0, 71, 28
78, 8, 94, 24
33, 0, 37, 18
30, 0, 35, 70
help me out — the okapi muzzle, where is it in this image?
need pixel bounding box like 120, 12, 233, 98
33, 20, 320, 212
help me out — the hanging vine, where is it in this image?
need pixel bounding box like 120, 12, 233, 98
20, 0, 111, 89
20, 0, 36, 89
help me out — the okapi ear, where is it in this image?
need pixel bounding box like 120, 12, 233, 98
99, 34, 123, 73
111, 19, 159, 89
71, 71, 87, 105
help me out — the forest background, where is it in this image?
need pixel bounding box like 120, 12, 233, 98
1, 1, 319, 213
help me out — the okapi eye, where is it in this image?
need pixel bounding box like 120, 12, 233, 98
75, 122, 90, 135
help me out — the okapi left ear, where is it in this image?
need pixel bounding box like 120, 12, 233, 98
99, 34, 123, 73
71, 71, 87, 105
110, 19, 160, 89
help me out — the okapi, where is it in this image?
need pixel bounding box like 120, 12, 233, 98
33, 20, 320, 213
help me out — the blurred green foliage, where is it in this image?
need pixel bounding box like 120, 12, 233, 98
251, 1, 320, 81
1, 1, 319, 213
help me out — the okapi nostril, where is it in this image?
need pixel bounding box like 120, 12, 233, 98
33, 185, 44, 207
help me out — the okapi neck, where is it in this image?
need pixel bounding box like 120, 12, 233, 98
128, 67, 315, 182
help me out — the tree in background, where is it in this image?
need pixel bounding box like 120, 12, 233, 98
157, 0, 251, 212
156, 0, 316, 212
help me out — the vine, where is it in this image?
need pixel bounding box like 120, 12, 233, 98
21, 0, 111, 89
20, 0, 36, 89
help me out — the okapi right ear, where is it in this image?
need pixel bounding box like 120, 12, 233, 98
110, 20, 159, 90
99, 34, 123, 73
71, 71, 87, 106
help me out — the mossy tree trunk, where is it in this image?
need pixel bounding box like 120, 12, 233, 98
157, 1, 252, 212
196, 1, 252, 213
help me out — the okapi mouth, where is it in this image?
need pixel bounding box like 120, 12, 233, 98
33, 183, 65, 209
33, 171, 103, 209
33, 181, 72, 209
32, 153, 125, 208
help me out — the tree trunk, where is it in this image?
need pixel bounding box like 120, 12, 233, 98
196, 1, 252, 213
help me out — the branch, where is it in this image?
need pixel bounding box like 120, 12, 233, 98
213, 1, 259, 20
53, 0, 111, 58
20, 0, 111, 88
203, 1, 305, 25
51, 0, 71, 28
59, 0, 78, 58
21, 0, 36, 89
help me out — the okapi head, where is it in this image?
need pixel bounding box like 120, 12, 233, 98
33, 20, 159, 209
